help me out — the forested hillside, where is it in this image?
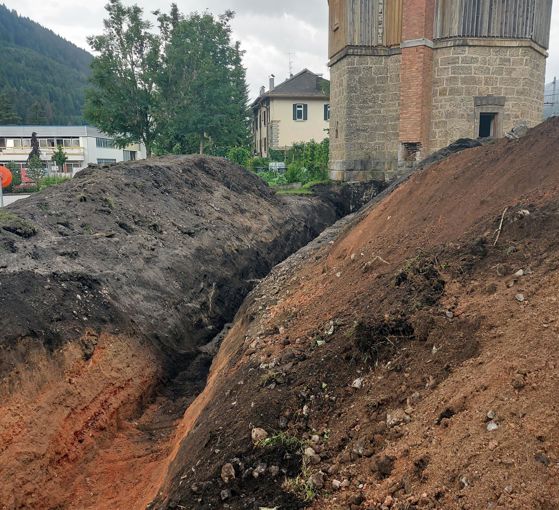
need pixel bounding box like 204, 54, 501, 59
0, 4, 92, 125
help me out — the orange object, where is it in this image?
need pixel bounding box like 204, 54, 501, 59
0, 166, 13, 189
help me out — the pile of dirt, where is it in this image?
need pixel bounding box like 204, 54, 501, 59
151, 118, 559, 510
0, 155, 364, 509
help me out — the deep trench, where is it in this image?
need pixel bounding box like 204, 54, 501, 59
142, 181, 387, 432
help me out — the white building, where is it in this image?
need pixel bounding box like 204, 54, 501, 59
544, 78, 559, 119
0, 125, 146, 176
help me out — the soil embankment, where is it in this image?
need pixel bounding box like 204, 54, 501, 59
0, 156, 380, 509
151, 119, 559, 509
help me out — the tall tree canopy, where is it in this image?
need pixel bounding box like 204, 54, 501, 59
85, 0, 161, 156
156, 10, 250, 155
85, 1, 250, 157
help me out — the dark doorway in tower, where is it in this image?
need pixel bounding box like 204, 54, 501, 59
479, 113, 497, 138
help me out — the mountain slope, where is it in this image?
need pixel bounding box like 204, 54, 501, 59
0, 4, 92, 125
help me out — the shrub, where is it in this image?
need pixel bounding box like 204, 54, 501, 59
226, 147, 251, 168
285, 162, 308, 184
249, 156, 270, 172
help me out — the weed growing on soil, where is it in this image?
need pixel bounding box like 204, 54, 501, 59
257, 432, 305, 451
0, 211, 37, 238
282, 460, 317, 503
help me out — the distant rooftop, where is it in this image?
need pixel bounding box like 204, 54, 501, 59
252, 69, 329, 106
0, 126, 107, 138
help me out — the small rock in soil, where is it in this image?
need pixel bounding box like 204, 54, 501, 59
220, 489, 232, 501
387, 409, 410, 428
535, 453, 550, 466
221, 463, 236, 483
308, 472, 325, 490
512, 375, 526, 390
515, 293, 526, 303
487, 421, 499, 432
251, 427, 268, 443
351, 377, 364, 389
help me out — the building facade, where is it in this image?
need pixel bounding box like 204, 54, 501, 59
252, 70, 330, 157
0, 125, 146, 175
544, 77, 559, 118
328, 0, 553, 181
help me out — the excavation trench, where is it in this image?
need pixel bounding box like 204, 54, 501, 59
0, 157, 385, 510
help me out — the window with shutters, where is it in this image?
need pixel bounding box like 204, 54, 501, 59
293, 103, 308, 121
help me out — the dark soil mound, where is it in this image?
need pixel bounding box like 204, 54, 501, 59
0, 156, 338, 361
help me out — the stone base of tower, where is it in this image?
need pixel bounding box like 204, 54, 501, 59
329, 50, 402, 183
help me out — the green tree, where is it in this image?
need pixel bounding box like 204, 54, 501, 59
26, 155, 45, 185
51, 145, 68, 172
157, 10, 250, 155
0, 93, 20, 124
85, 0, 161, 157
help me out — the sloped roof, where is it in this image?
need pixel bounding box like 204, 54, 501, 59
252, 69, 329, 106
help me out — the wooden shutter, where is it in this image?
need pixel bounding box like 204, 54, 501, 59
293, 104, 297, 120
303, 104, 308, 121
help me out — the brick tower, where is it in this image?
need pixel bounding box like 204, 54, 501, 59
328, 0, 554, 182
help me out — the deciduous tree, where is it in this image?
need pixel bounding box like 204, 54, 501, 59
51, 145, 68, 172
157, 11, 250, 155
85, 0, 161, 157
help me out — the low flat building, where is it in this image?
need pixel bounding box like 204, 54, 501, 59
0, 125, 146, 175
252, 69, 330, 157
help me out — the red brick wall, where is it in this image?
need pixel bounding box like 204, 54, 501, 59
399, 0, 435, 151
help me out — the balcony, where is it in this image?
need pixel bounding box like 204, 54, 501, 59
0, 146, 85, 160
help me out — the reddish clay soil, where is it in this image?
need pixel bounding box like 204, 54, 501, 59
150, 118, 559, 509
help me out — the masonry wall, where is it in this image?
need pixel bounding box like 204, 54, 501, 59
430, 43, 547, 152
329, 53, 401, 182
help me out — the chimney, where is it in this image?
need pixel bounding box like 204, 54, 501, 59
269, 74, 275, 91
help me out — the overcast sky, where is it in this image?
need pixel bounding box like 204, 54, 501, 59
3, 0, 559, 99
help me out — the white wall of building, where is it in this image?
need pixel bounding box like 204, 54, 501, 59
270, 98, 330, 148
0, 126, 147, 177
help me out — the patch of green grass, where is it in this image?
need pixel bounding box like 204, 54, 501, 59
256, 432, 305, 451
38, 176, 71, 190
0, 211, 37, 238
276, 188, 314, 196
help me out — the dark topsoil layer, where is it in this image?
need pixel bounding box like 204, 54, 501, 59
0, 156, 369, 372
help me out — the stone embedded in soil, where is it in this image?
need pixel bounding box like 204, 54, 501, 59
220, 463, 236, 483
308, 472, 325, 490
386, 409, 411, 428
515, 293, 526, 302
351, 377, 365, 389
535, 453, 550, 466
251, 427, 268, 443
487, 421, 500, 432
